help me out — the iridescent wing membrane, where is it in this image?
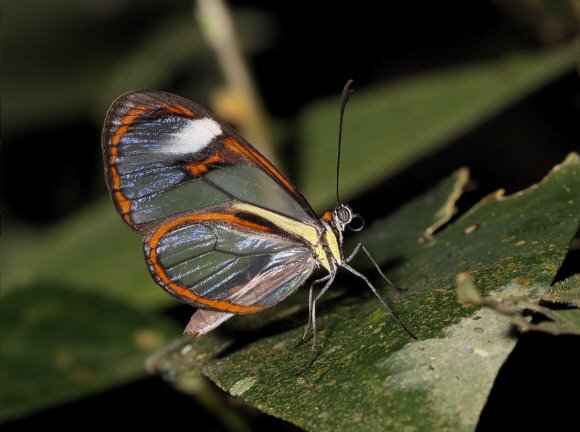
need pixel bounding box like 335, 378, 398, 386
102, 91, 320, 334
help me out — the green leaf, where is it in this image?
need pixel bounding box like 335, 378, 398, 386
3, 201, 170, 309
0, 284, 179, 422
543, 274, 580, 307
3, 0, 272, 135
148, 154, 579, 431
299, 45, 577, 210
457, 273, 580, 335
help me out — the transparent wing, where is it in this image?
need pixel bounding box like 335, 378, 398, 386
144, 211, 317, 313
102, 91, 318, 232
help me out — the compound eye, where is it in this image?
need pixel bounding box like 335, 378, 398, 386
336, 205, 352, 223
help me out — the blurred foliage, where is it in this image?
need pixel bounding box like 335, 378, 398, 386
0, 283, 178, 421
3, 201, 168, 309
3, 0, 273, 135
149, 154, 580, 431
300, 44, 577, 209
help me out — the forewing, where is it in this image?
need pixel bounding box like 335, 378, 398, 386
144, 212, 317, 313
102, 91, 317, 232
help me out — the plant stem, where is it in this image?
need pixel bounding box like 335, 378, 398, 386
195, 0, 277, 164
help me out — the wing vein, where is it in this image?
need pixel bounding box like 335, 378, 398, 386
191, 258, 241, 292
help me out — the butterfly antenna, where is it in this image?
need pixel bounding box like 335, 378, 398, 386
336, 79, 354, 204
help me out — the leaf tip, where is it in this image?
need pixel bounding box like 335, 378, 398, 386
424, 167, 471, 237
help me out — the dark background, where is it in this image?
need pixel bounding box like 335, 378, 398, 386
3, 0, 579, 430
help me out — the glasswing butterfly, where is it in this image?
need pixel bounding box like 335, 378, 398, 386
102, 81, 415, 365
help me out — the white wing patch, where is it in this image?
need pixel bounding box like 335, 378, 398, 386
165, 117, 222, 154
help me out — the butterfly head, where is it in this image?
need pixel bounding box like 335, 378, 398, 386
330, 203, 365, 233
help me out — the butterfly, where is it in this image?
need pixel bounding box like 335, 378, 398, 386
102, 81, 415, 363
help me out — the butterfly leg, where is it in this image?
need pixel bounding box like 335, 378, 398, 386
306, 272, 336, 368
344, 241, 363, 262
341, 262, 417, 340
345, 242, 406, 293
297, 273, 333, 346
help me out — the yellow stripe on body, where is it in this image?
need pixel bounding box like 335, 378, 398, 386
231, 202, 333, 271
324, 229, 342, 262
